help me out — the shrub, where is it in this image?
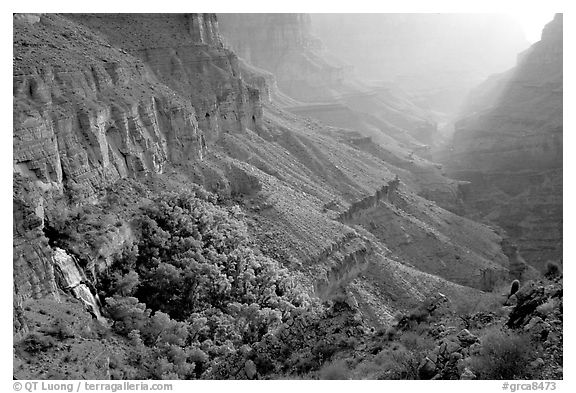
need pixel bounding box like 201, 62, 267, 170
535, 298, 558, 318
381, 326, 397, 341
46, 318, 75, 339
318, 359, 350, 380
544, 262, 561, 279
470, 328, 533, 379
311, 341, 336, 361
399, 331, 435, 353
374, 346, 421, 380
21, 332, 55, 353
105, 296, 151, 336
408, 308, 429, 324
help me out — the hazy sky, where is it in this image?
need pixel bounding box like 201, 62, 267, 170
510, 12, 556, 42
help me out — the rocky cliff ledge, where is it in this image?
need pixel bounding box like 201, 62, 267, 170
444, 14, 562, 271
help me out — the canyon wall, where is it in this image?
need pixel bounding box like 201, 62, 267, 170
69, 14, 263, 138
218, 13, 345, 103
217, 14, 434, 136
443, 14, 563, 271
217, 13, 469, 212
13, 13, 261, 307
13, 13, 204, 306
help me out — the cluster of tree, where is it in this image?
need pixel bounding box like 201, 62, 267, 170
98, 188, 323, 379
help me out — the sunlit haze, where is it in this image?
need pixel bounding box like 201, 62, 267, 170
508, 12, 556, 43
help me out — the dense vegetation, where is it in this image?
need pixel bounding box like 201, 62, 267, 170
93, 187, 330, 378
16, 181, 562, 380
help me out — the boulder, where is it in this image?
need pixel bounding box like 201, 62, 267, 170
507, 283, 547, 328
460, 368, 476, 380
457, 329, 479, 346
469, 342, 482, 356
244, 360, 257, 380
440, 338, 462, 355
450, 352, 463, 362
524, 316, 551, 341
456, 358, 466, 374
418, 356, 437, 380
529, 358, 545, 369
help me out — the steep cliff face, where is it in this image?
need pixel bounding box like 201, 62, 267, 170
69, 14, 263, 138
443, 14, 562, 271
13, 14, 208, 196
13, 14, 216, 309
218, 13, 344, 103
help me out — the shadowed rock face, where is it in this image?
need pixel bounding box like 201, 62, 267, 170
443, 14, 562, 271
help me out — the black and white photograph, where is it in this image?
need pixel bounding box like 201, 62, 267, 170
10, 1, 567, 387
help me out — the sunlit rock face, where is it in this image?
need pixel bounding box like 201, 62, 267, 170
310, 13, 530, 114
444, 14, 562, 271
52, 248, 104, 321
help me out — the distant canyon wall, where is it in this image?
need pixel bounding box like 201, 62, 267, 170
310, 13, 530, 114
218, 13, 345, 103
443, 14, 563, 271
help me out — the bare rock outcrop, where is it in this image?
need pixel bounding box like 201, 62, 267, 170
52, 248, 104, 321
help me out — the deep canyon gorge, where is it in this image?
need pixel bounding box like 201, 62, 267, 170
13, 13, 562, 381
